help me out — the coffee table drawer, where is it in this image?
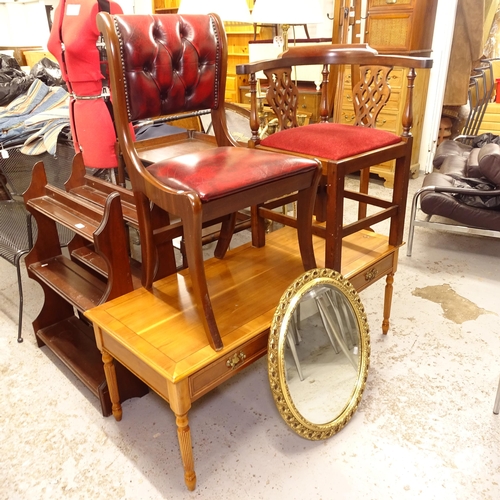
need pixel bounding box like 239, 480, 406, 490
189, 329, 269, 400
348, 252, 395, 292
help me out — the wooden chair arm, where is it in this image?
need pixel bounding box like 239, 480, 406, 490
235, 43, 434, 144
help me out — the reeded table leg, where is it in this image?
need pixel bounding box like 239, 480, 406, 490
175, 412, 196, 491
382, 272, 394, 335
102, 350, 122, 421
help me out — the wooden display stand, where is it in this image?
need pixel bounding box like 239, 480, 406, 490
23, 161, 148, 416
85, 225, 398, 490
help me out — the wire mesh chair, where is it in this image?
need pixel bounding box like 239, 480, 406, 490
0, 143, 74, 342
0, 199, 35, 342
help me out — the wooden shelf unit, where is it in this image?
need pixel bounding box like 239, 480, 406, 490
23, 162, 148, 417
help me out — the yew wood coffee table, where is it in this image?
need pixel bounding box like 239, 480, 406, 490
85, 226, 397, 490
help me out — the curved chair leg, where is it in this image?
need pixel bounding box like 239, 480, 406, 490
286, 323, 304, 381
14, 249, 30, 343
214, 212, 237, 259
135, 192, 157, 289
182, 211, 223, 351
296, 178, 320, 271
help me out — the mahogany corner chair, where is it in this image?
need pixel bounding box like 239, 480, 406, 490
97, 12, 321, 351
237, 45, 433, 334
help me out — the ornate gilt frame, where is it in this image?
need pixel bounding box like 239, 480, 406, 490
268, 268, 370, 440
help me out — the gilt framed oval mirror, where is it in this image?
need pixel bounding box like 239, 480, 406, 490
268, 268, 370, 440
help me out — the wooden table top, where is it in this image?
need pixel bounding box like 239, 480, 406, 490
85, 226, 394, 385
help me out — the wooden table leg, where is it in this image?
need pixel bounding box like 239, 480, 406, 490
175, 411, 196, 491
102, 350, 123, 421
168, 379, 196, 490
382, 271, 394, 335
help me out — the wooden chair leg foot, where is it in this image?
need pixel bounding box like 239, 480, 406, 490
176, 412, 196, 491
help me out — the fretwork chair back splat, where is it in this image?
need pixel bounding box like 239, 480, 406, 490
97, 12, 321, 351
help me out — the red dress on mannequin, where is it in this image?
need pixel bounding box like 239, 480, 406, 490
48, 0, 123, 169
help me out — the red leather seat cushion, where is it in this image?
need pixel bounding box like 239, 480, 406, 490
260, 123, 401, 160
146, 147, 318, 202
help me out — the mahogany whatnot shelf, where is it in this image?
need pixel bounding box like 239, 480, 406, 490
23, 161, 148, 417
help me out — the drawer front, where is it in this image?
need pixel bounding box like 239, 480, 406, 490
343, 89, 401, 112
340, 110, 398, 132
343, 68, 404, 90
348, 253, 395, 292
189, 330, 269, 400
369, 0, 414, 6
298, 93, 320, 122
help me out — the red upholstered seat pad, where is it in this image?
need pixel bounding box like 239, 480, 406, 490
146, 147, 318, 202
260, 123, 401, 161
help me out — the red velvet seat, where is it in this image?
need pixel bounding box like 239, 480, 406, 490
261, 123, 401, 160
97, 12, 321, 351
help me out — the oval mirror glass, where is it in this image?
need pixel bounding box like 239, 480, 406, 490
268, 268, 370, 440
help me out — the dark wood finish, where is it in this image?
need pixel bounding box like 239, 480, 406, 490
23, 161, 148, 416
97, 12, 321, 352
236, 43, 432, 333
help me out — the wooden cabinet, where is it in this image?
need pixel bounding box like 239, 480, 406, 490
225, 24, 254, 103
365, 0, 438, 55
340, 64, 431, 187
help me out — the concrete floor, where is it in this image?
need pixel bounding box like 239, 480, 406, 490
1, 172, 500, 500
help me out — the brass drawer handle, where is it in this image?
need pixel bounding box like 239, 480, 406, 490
365, 268, 379, 281
226, 351, 247, 370
342, 113, 355, 123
